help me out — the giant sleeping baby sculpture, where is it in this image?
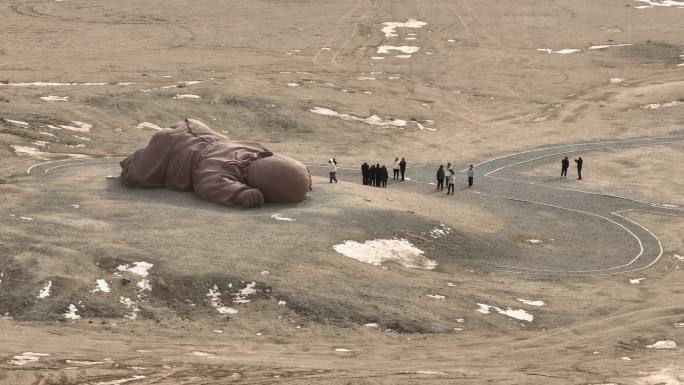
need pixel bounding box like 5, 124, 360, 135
120, 119, 311, 208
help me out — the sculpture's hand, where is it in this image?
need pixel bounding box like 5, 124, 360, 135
235, 188, 264, 208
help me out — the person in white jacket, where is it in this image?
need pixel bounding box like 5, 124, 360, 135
392, 157, 400, 180
328, 159, 338, 183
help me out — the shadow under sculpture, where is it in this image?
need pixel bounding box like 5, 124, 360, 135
120, 119, 311, 208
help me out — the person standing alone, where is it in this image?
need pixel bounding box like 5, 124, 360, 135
561, 156, 569, 179
574, 156, 583, 180
467, 165, 475, 187
392, 158, 400, 180
436, 165, 445, 190
399, 157, 407, 181
381, 165, 389, 187
328, 159, 338, 183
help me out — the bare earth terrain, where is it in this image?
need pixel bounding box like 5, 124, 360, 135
1, 0, 683, 384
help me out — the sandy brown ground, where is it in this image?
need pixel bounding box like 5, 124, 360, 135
1, 0, 683, 383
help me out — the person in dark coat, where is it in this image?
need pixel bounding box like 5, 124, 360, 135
561, 157, 569, 179
361, 162, 370, 185
436, 165, 445, 190
375, 163, 382, 187
380, 165, 389, 187
399, 158, 407, 181
369, 164, 376, 187
574, 156, 583, 180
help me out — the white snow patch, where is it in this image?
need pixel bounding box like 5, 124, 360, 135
646, 340, 677, 349
633, 0, 684, 7
426, 294, 445, 299
136, 122, 164, 131
429, 224, 452, 238
136, 279, 151, 291
8, 352, 50, 366
640, 101, 682, 110
310, 106, 408, 128
92, 376, 146, 385
173, 94, 200, 99
334, 348, 354, 352
286, 82, 300, 87
92, 279, 111, 293
233, 282, 257, 304
333, 238, 436, 270
118, 297, 140, 320
630, 278, 646, 284
674, 322, 684, 328
377, 45, 421, 55
395, 54, 413, 58
12, 145, 88, 160
588, 44, 633, 50
32, 141, 49, 147
40, 96, 69, 101
278, 300, 287, 306
357, 76, 376, 80
271, 213, 295, 221
4, 119, 29, 127
65, 360, 108, 365
116, 262, 153, 277
674, 254, 684, 261
476, 303, 533, 322
527, 239, 543, 244
537, 48, 581, 54
19, 216, 34, 221
73, 135, 90, 141
365, 323, 379, 328
1, 82, 110, 87
370, 56, 385, 60
37, 281, 53, 299
405, 37, 416, 41
59, 121, 92, 132
381, 19, 427, 38
160, 80, 202, 89
517, 298, 545, 307
190, 351, 214, 357
638, 367, 683, 385
206, 285, 238, 315
609, 78, 626, 84
63, 304, 81, 320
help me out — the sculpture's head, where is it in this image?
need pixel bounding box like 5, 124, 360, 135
246, 154, 311, 203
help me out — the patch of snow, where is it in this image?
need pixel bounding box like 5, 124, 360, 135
92, 279, 111, 293
333, 238, 437, 270
206, 285, 238, 315
19, 216, 34, 221
32, 141, 49, 147
271, 213, 295, 221
640, 101, 682, 110
173, 94, 201, 99
37, 281, 53, 299
136, 279, 151, 291
116, 262, 153, 277
40, 96, 69, 101
429, 224, 452, 238
190, 351, 213, 357
310, 106, 408, 128
476, 303, 534, 322
630, 278, 645, 284
233, 282, 257, 304
71, 204, 80, 209
136, 122, 164, 131
358, 76, 376, 80
674, 322, 684, 328
92, 376, 146, 385
59, 121, 92, 132
8, 352, 50, 366
370, 56, 385, 60
1, 82, 110, 87
517, 298, 545, 307
426, 294, 445, 299
381, 19, 427, 38
365, 323, 379, 328
65, 360, 108, 365
73, 135, 90, 141
537, 48, 581, 54
588, 43, 633, 50
286, 82, 300, 87
633, 0, 684, 7
4, 119, 29, 127
334, 348, 354, 352
646, 340, 677, 349
527, 239, 543, 244
278, 300, 286, 306
674, 254, 684, 261
609, 77, 626, 84
119, 297, 140, 320
377, 45, 420, 55
63, 304, 81, 320
395, 54, 413, 58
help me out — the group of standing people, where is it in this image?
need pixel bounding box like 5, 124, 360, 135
360, 157, 407, 187
561, 156, 583, 180
436, 163, 475, 195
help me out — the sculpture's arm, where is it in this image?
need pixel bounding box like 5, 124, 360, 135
193, 169, 264, 208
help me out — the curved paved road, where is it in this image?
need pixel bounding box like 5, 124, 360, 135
25, 135, 683, 276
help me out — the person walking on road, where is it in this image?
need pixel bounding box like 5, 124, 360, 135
575, 156, 583, 180
561, 157, 569, 179
436, 165, 445, 190
467, 165, 475, 187
361, 162, 369, 185
381, 165, 389, 188
328, 159, 338, 183
399, 158, 407, 181
392, 158, 400, 180
446, 171, 455, 195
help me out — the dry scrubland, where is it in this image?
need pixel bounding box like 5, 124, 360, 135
1, 0, 683, 384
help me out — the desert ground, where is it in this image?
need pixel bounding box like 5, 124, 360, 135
1, 0, 683, 384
